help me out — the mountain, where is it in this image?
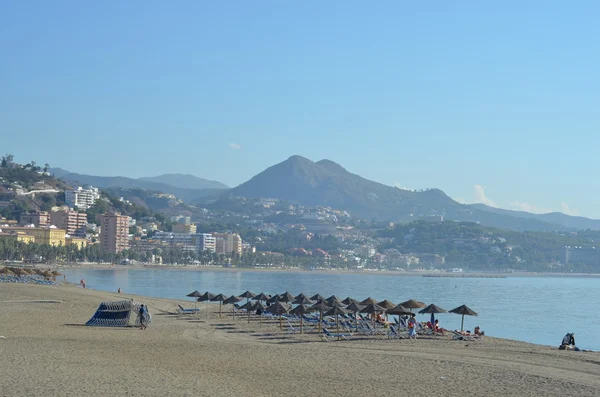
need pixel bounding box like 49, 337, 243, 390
137, 173, 228, 190
470, 203, 600, 231
50, 168, 226, 202
229, 155, 598, 231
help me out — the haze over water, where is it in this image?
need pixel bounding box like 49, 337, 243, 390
64, 268, 600, 351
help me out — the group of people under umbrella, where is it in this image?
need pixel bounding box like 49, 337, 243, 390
186, 289, 480, 338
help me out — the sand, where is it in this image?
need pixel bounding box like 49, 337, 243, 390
1, 283, 599, 397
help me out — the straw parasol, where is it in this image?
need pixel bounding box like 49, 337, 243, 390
239, 290, 256, 301
310, 293, 325, 302
210, 293, 227, 318
239, 301, 255, 323
267, 294, 282, 304
341, 297, 359, 305
253, 301, 267, 324
449, 305, 478, 332
387, 304, 412, 316
51, 270, 61, 276
419, 304, 447, 329
310, 300, 331, 333
0, 267, 14, 274
360, 303, 387, 326
186, 290, 203, 310
41, 270, 54, 279
223, 295, 243, 321
278, 292, 294, 302
400, 299, 426, 311
345, 302, 365, 330
294, 293, 311, 302
360, 297, 378, 305
252, 292, 270, 302
377, 300, 397, 310
290, 304, 310, 334
325, 295, 344, 307
266, 301, 291, 329
324, 305, 349, 340
293, 295, 313, 305
198, 292, 216, 319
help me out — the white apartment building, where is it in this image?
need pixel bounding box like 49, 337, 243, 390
196, 233, 216, 254
65, 186, 100, 210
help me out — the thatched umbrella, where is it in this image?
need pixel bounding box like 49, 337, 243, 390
324, 305, 349, 340
388, 304, 412, 327
51, 270, 61, 276
267, 294, 282, 305
266, 301, 290, 330
310, 300, 331, 333
449, 305, 478, 332
41, 270, 54, 279
253, 301, 267, 325
239, 301, 255, 323
345, 302, 365, 330
239, 290, 256, 302
278, 292, 294, 303
198, 292, 216, 318
361, 297, 378, 305
341, 297, 359, 305
310, 293, 325, 302
252, 292, 270, 302
294, 293, 311, 302
210, 293, 227, 318
290, 304, 310, 334
377, 300, 396, 310
360, 303, 387, 327
0, 267, 13, 274
325, 295, 344, 307
400, 299, 426, 311
419, 304, 447, 327
293, 295, 313, 305
186, 290, 202, 311
223, 295, 243, 321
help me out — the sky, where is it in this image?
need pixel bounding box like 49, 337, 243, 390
1, 1, 599, 217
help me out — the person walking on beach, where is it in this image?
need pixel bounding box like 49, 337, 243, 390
80, 278, 86, 288
118, 288, 121, 294
408, 315, 417, 339
138, 304, 148, 330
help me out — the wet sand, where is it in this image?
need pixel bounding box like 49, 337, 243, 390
1, 283, 599, 396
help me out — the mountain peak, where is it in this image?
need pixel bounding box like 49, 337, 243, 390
286, 155, 313, 164
316, 159, 347, 173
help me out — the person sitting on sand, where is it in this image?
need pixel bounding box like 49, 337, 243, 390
474, 326, 484, 336
434, 319, 445, 335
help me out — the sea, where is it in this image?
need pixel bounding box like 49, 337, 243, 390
62, 267, 600, 351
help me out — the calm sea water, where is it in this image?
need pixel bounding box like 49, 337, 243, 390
63, 268, 600, 351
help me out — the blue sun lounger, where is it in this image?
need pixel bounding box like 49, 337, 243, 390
178, 305, 200, 314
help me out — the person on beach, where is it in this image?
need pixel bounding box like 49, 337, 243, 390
138, 304, 147, 330
118, 288, 121, 294
80, 278, 86, 288
434, 319, 445, 335
408, 315, 417, 339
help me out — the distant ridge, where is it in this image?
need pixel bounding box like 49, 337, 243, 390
138, 173, 228, 190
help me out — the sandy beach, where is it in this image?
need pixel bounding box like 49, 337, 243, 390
1, 283, 599, 397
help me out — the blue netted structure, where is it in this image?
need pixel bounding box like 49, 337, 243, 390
85, 300, 148, 327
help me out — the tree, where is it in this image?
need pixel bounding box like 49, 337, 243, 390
1, 154, 14, 168
43, 163, 50, 173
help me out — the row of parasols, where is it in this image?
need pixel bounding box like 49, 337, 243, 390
0, 267, 61, 279
186, 290, 478, 333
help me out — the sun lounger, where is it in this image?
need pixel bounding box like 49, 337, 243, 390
177, 305, 200, 314
322, 328, 352, 341
451, 330, 480, 341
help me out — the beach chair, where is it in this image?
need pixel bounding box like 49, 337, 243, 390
177, 305, 200, 314
286, 319, 300, 334
321, 328, 352, 341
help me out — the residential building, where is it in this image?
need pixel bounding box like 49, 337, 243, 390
196, 233, 216, 254
241, 242, 255, 254
2, 225, 65, 246
66, 236, 88, 249
19, 211, 50, 227
356, 245, 376, 258
50, 208, 87, 237
172, 223, 197, 234
153, 232, 196, 252
65, 186, 100, 210
564, 246, 599, 266
99, 212, 130, 253
212, 232, 243, 255
0, 230, 36, 243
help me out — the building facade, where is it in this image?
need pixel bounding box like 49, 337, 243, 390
212, 233, 242, 255
19, 211, 50, 227
65, 186, 100, 210
172, 223, 197, 234
2, 226, 66, 246
99, 212, 130, 253
51, 208, 87, 237
195, 233, 216, 254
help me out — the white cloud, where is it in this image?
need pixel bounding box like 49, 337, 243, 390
560, 202, 580, 216
473, 184, 497, 207
510, 201, 551, 214
228, 143, 241, 150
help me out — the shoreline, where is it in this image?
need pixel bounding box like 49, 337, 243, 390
49, 261, 600, 278
1, 282, 599, 396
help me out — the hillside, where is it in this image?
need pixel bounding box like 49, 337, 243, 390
229, 156, 585, 232
470, 203, 600, 231
137, 173, 228, 189
50, 168, 226, 202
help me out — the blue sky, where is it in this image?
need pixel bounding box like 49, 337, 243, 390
1, 1, 599, 217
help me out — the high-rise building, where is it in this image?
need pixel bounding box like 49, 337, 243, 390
19, 211, 50, 227
65, 186, 100, 210
195, 233, 216, 254
212, 233, 242, 255
100, 212, 130, 253
50, 208, 87, 237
